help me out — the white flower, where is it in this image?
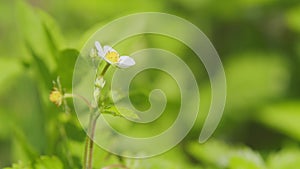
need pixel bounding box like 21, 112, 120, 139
95, 41, 135, 68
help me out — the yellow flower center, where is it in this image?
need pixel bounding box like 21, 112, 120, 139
49, 90, 63, 106
105, 51, 119, 63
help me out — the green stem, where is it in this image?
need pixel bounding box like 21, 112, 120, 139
83, 62, 111, 169
86, 112, 100, 169
83, 134, 90, 169
100, 63, 110, 77
64, 93, 93, 169
64, 93, 93, 110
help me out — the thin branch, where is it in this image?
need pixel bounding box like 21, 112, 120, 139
64, 93, 94, 110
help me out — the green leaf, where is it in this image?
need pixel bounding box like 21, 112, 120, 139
37, 9, 66, 52
187, 140, 265, 169
0, 108, 13, 139
267, 147, 300, 169
57, 49, 79, 89
286, 5, 300, 33
103, 105, 139, 120
16, 1, 57, 72
16, 0, 66, 90
257, 101, 300, 141
187, 140, 231, 168
25, 43, 53, 89
12, 127, 39, 162
225, 53, 289, 119
4, 156, 63, 169
64, 121, 85, 142
0, 58, 22, 95
125, 146, 203, 169
229, 149, 265, 169
34, 156, 63, 169
41, 22, 59, 61
4, 161, 32, 169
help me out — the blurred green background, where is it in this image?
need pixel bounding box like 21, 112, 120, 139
1, 0, 300, 168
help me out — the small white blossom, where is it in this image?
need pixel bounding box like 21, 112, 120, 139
95, 41, 135, 68
95, 77, 106, 88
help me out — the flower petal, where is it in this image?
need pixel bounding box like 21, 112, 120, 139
95, 41, 104, 57
117, 56, 135, 68
103, 57, 114, 65
103, 45, 117, 55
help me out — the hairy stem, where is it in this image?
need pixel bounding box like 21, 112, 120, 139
84, 111, 100, 169
83, 135, 90, 169
83, 62, 111, 169
87, 112, 100, 169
